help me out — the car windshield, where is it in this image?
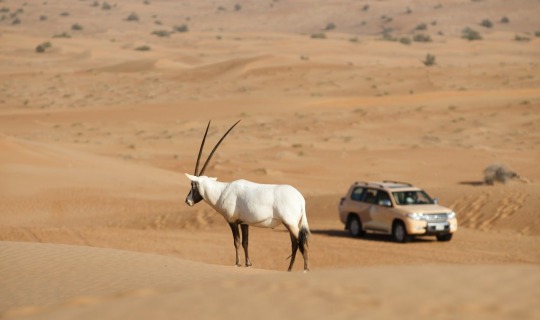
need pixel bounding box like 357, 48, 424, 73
392, 190, 434, 205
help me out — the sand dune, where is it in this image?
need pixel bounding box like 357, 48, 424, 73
1, 0, 539, 319
1, 242, 538, 320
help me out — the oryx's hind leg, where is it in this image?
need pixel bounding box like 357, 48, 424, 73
284, 224, 299, 272
228, 223, 241, 267
287, 231, 299, 272
240, 224, 252, 267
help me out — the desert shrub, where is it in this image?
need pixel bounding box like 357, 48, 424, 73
399, 37, 411, 45
152, 30, 171, 37
413, 33, 432, 42
514, 34, 530, 42
143, 0, 151, 4
415, 23, 427, 31
35, 41, 52, 53
135, 45, 151, 51
405, 7, 412, 14
71, 23, 83, 30
12, 17, 20, 24
91, 1, 99, 7
310, 32, 326, 39
480, 19, 493, 28
381, 28, 396, 41
60, 11, 69, 16
234, 4, 241, 11
362, 4, 369, 11
535, 31, 540, 37
173, 24, 189, 32
101, 1, 111, 10
39, 15, 47, 21
462, 27, 482, 40
423, 53, 436, 66
325, 22, 336, 31
0, 7, 9, 13
483, 164, 519, 185
126, 12, 139, 21
500, 16, 509, 23
53, 32, 71, 38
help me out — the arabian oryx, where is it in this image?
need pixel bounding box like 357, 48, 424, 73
184, 120, 310, 272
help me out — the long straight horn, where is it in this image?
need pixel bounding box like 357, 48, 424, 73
194, 121, 211, 176
199, 120, 241, 176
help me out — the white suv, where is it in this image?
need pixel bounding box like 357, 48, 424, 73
338, 181, 457, 242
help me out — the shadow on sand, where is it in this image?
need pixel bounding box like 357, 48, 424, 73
311, 229, 435, 243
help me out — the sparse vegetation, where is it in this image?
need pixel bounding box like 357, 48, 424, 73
413, 34, 432, 42
535, 31, 540, 37
462, 27, 482, 40
399, 37, 411, 45
39, 15, 47, 21
152, 30, 171, 37
234, 3, 242, 11
500, 16, 510, 24
325, 22, 336, 31
423, 53, 436, 66
101, 1, 111, 10
483, 164, 521, 185
415, 23, 427, 31
135, 45, 151, 51
12, 17, 20, 24
60, 11, 69, 17
71, 23, 83, 31
480, 19, 493, 28
35, 41, 52, 53
91, 1, 99, 7
53, 32, 71, 38
514, 34, 530, 42
310, 33, 326, 39
362, 4, 369, 11
173, 24, 189, 32
126, 12, 139, 21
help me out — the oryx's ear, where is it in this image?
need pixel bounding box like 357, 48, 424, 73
185, 173, 200, 182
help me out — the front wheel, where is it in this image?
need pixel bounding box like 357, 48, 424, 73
436, 233, 453, 242
392, 221, 412, 243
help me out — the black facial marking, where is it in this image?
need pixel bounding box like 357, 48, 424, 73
189, 181, 204, 204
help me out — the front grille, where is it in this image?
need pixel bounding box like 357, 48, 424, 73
424, 213, 448, 222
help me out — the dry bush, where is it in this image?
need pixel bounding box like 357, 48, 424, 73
483, 164, 519, 185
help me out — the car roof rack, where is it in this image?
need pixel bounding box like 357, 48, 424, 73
382, 180, 413, 186
354, 181, 385, 188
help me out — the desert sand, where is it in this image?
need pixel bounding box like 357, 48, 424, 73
1, 0, 539, 319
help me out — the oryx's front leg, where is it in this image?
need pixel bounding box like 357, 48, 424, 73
228, 223, 241, 267
241, 224, 252, 267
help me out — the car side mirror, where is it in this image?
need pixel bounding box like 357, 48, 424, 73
379, 199, 392, 207
434, 197, 439, 204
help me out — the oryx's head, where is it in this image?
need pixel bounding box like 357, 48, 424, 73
185, 120, 240, 206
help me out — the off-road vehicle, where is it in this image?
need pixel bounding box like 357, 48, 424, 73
338, 181, 457, 242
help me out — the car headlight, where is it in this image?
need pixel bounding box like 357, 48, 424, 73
407, 213, 425, 221
447, 211, 456, 220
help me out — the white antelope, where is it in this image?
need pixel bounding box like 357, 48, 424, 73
184, 120, 310, 272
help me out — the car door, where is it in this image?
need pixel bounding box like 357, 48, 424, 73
368, 190, 394, 233
360, 188, 378, 230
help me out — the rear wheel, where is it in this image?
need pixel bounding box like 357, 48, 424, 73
392, 221, 412, 243
436, 233, 453, 242
347, 215, 364, 237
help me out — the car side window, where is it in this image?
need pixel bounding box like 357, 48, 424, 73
364, 189, 378, 204
377, 191, 392, 206
350, 187, 365, 201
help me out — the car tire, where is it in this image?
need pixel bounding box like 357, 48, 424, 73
347, 215, 364, 237
392, 221, 411, 243
436, 233, 453, 242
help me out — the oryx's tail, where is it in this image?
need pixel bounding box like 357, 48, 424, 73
299, 203, 310, 249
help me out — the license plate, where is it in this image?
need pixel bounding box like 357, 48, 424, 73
430, 223, 446, 231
